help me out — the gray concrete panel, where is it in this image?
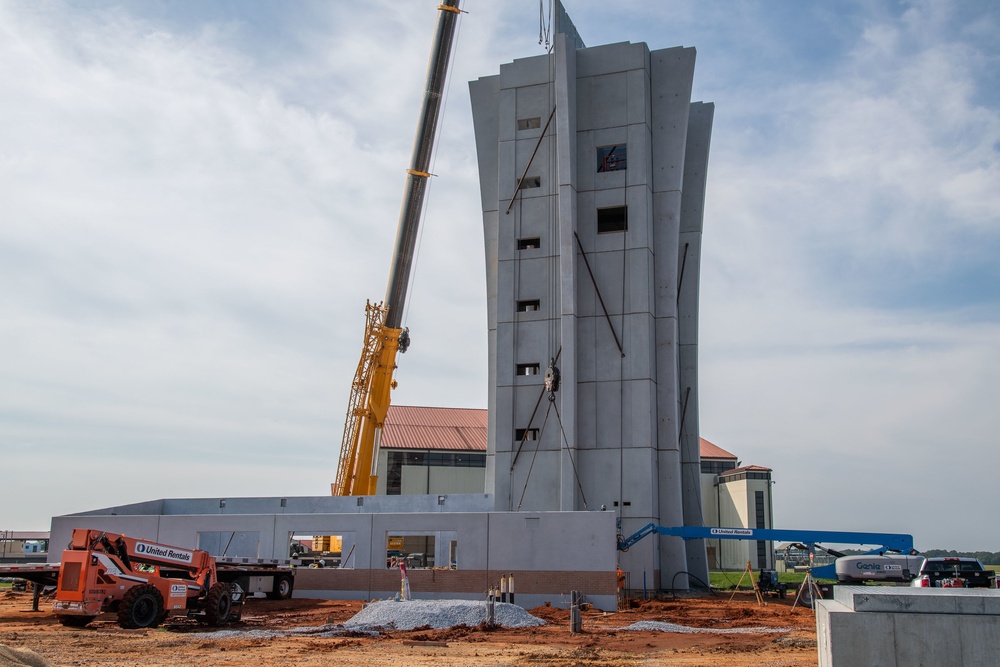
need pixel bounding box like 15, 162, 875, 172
575, 75, 594, 135
652, 190, 682, 318
515, 83, 554, 131
586, 73, 629, 130
487, 511, 616, 571
649, 47, 695, 194
626, 184, 654, 251
576, 41, 648, 79
509, 449, 561, 510
499, 53, 552, 91
469, 76, 501, 211
483, 209, 499, 331
576, 316, 597, 383
623, 312, 655, 381
626, 123, 652, 189
619, 447, 657, 516
575, 189, 596, 238
593, 379, 624, 448
498, 86, 516, 143
513, 137, 554, 200
624, 247, 654, 316
679, 102, 714, 234
574, 380, 596, 449
626, 67, 650, 127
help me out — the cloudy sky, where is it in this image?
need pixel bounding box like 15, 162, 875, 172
1, 0, 997, 551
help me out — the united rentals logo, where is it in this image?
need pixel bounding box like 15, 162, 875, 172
710, 528, 754, 537
135, 542, 194, 564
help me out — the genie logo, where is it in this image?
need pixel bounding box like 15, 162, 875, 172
855, 562, 884, 571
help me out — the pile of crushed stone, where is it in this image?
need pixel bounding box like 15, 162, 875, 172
0, 645, 52, 667
194, 599, 544, 638
619, 620, 793, 634
344, 599, 544, 631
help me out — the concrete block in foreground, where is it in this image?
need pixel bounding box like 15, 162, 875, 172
817, 587, 1000, 667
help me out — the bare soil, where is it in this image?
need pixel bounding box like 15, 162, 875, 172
0, 589, 819, 666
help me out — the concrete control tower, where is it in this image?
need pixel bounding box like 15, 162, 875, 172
470, 22, 714, 589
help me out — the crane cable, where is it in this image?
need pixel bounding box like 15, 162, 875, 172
400, 3, 466, 332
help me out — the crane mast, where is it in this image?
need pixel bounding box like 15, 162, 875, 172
333, 0, 462, 496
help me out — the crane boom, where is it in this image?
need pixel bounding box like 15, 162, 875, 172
333, 0, 462, 496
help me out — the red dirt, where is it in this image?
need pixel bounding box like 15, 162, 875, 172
0, 589, 819, 666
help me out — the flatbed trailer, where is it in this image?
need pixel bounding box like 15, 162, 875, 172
0, 558, 296, 611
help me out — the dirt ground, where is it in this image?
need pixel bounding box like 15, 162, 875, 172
0, 589, 819, 666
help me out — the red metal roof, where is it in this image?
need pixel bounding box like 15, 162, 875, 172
382, 407, 737, 460
700, 437, 736, 460
382, 405, 487, 452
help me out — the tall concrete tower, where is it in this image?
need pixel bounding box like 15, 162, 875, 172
469, 26, 714, 589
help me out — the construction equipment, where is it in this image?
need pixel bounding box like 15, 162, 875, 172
332, 0, 463, 496
51, 528, 241, 628
617, 523, 918, 581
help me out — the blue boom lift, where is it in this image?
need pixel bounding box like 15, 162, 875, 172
617, 523, 917, 580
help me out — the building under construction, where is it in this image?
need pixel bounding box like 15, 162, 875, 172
49, 7, 722, 609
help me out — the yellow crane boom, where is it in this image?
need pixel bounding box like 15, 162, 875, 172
332, 0, 462, 496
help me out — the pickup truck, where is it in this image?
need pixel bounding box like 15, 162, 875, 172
911, 557, 996, 588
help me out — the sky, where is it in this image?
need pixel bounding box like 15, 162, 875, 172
1, 0, 997, 552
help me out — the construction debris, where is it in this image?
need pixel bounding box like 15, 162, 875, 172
620, 620, 794, 634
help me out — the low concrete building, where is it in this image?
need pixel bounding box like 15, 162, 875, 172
51, 494, 619, 611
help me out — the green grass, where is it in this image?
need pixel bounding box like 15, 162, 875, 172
710, 570, 822, 590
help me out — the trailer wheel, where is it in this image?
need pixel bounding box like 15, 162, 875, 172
117, 584, 164, 629
58, 615, 96, 628
204, 582, 233, 626
779, 583, 787, 600
266, 574, 293, 600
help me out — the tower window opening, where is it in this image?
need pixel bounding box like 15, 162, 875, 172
519, 176, 541, 189
597, 206, 628, 233
517, 237, 541, 250
515, 428, 539, 442
517, 117, 541, 131
597, 144, 627, 172
516, 299, 540, 312
516, 363, 540, 376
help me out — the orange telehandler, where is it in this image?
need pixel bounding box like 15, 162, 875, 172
52, 528, 242, 628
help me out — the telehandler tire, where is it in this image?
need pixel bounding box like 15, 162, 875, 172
118, 584, 164, 629
204, 582, 233, 626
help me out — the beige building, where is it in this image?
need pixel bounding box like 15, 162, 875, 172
698, 439, 775, 570
377, 407, 773, 571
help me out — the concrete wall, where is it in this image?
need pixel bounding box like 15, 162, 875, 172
817, 587, 1000, 667
51, 498, 618, 611
471, 37, 713, 591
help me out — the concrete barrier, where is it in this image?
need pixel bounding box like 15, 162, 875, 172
816, 586, 1000, 666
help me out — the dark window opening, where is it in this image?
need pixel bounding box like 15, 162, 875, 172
386, 451, 487, 496
597, 144, 627, 172
516, 363, 540, 376
701, 460, 737, 475
517, 237, 541, 250
597, 206, 627, 233
517, 117, 541, 131
516, 299, 540, 312
515, 428, 539, 442
519, 176, 541, 189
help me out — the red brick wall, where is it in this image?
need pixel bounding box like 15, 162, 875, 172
293, 568, 616, 597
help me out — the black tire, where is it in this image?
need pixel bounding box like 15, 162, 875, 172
204, 582, 233, 626
117, 584, 164, 629
58, 615, 96, 628
779, 584, 787, 600
266, 574, 293, 600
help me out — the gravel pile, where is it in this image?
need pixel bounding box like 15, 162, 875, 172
620, 620, 793, 634
343, 599, 545, 631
